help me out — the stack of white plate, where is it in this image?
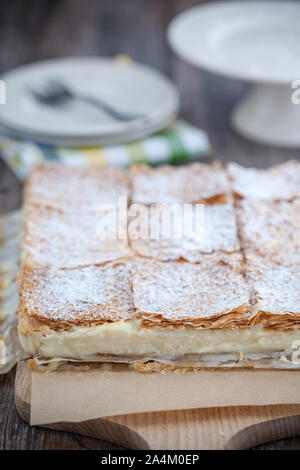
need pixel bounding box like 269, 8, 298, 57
0, 57, 179, 146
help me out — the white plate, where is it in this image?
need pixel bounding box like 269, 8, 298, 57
168, 1, 300, 84
0, 114, 177, 147
0, 57, 179, 145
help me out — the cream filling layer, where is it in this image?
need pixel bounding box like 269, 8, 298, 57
18, 320, 300, 360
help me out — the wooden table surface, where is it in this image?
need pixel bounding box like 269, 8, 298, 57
0, 0, 299, 450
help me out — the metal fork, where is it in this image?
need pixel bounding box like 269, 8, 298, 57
29, 79, 143, 122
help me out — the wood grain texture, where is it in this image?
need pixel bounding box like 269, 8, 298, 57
0, 0, 300, 450
14, 362, 300, 450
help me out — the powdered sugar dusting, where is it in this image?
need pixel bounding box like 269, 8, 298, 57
23, 205, 129, 269
130, 203, 240, 261
237, 199, 300, 263
131, 162, 230, 204
20, 161, 300, 332
246, 259, 300, 315
228, 161, 300, 201
132, 256, 251, 321
25, 164, 129, 212
21, 262, 135, 325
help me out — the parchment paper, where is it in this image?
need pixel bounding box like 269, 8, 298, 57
31, 366, 300, 425
0, 209, 23, 374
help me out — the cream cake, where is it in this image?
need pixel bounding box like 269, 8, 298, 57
18, 257, 300, 361
17, 162, 300, 370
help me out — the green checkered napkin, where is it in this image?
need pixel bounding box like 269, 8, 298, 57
0, 120, 210, 180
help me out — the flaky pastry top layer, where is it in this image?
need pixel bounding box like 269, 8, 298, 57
22, 204, 129, 269
227, 160, 300, 201
131, 255, 253, 328
19, 255, 254, 330
25, 163, 129, 212
18, 160, 300, 335
246, 258, 300, 327
19, 261, 136, 328
130, 202, 240, 261
131, 161, 230, 205
237, 199, 300, 264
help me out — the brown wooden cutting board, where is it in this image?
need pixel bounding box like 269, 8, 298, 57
14, 361, 300, 450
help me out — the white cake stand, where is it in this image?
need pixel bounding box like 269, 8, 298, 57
168, 1, 300, 147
